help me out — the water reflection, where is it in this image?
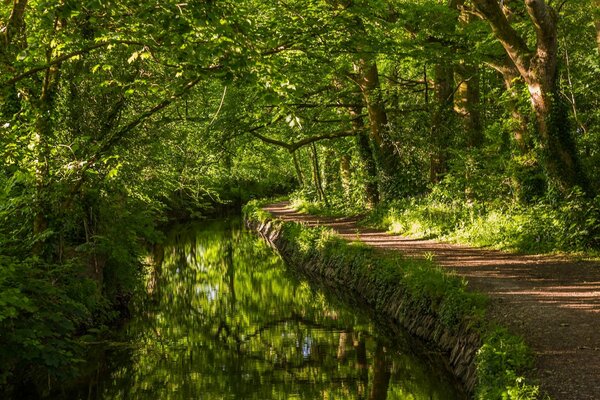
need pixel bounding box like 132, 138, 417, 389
61, 219, 464, 399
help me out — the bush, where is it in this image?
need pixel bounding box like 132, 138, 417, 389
0, 257, 99, 392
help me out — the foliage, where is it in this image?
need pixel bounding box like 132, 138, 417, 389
476, 329, 540, 400
289, 191, 367, 218
242, 197, 282, 223
0, 257, 97, 390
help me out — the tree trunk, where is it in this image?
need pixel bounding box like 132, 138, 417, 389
500, 62, 530, 152
337, 331, 349, 361
430, 63, 454, 184
291, 150, 304, 187
322, 146, 336, 192
310, 143, 329, 205
32, 65, 60, 254
339, 154, 352, 197
455, 65, 483, 148
354, 57, 400, 199
528, 72, 587, 192
350, 107, 380, 206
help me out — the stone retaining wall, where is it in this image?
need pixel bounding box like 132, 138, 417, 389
248, 218, 482, 395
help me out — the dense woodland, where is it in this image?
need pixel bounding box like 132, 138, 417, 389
1, 0, 600, 394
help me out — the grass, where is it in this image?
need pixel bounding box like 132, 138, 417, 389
245, 203, 543, 399
242, 197, 288, 223
365, 193, 600, 256
289, 191, 368, 218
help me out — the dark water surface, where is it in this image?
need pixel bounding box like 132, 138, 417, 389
59, 219, 464, 399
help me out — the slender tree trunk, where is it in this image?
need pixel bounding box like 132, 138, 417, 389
430, 63, 454, 184
350, 106, 380, 206
32, 65, 59, 254
322, 146, 336, 191
291, 150, 304, 187
337, 331, 349, 361
310, 143, 329, 205
339, 154, 352, 197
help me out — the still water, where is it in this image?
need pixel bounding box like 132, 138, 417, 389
62, 219, 464, 399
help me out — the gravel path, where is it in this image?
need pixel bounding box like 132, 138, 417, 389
264, 201, 600, 400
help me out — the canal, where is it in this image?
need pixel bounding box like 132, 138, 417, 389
57, 218, 465, 399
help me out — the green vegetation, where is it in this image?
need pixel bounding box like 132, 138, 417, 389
246, 206, 540, 399
365, 189, 600, 255
1, 0, 599, 396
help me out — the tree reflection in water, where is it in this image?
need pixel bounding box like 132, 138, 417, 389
60, 219, 465, 399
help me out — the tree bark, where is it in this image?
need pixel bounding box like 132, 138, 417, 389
455, 64, 483, 148
339, 154, 352, 197
310, 143, 329, 205
490, 58, 530, 152
354, 57, 400, 199
337, 331, 349, 361
291, 150, 304, 187
350, 106, 380, 206
0, 0, 29, 57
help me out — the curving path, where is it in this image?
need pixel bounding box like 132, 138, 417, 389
264, 201, 600, 400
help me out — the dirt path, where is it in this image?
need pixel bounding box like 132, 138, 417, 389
264, 201, 600, 400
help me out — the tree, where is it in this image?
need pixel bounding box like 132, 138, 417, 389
471, 0, 590, 194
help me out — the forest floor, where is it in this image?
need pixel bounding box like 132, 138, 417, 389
263, 201, 600, 400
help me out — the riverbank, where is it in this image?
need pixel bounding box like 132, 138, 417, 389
245, 201, 549, 399
249, 200, 600, 399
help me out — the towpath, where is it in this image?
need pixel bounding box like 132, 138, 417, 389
263, 201, 600, 400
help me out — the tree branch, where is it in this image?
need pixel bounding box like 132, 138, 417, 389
249, 127, 354, 152
67, 77, 202, 199
524, 0, 557, 55
471, 0, 533, 74
1, 0, 28, 51
1, 40, 170, 87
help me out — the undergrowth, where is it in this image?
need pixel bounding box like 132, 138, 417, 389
365, 189, 600, 256
246, 204, 543, 399
289, 190, 367, 218
242, 197, 286, 223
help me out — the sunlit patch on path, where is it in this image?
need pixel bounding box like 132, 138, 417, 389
264, 201, 600, 400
